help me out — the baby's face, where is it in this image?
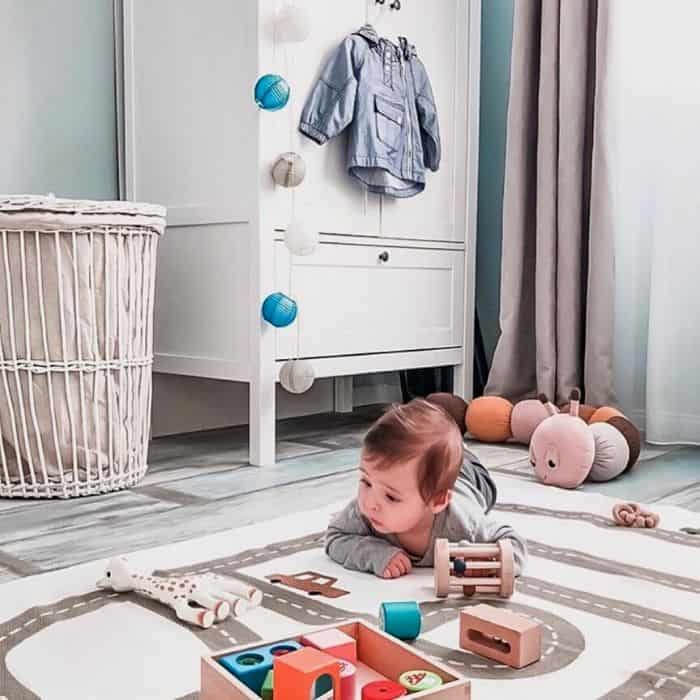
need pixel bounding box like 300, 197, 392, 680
357, 454, 431, 535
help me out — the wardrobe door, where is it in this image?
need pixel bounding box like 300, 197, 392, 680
258, 0, 381, 237
376, 0, 470, 243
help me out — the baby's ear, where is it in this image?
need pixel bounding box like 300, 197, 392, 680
430, 489, 452, 514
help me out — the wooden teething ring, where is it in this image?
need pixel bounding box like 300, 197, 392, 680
612, 502, 660, 529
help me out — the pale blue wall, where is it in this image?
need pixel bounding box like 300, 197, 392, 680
0, 0, 118, 199
476, 0, 513, 364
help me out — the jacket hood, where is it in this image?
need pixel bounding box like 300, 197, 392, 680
354, 24, 417, 59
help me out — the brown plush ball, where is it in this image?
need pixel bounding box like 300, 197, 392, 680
607, 415, 642, 470
426, 392, 468, 435
560, 402, 597, 423
511, 399, 554, 444
465, 396, 514, 443
589, 406, 624, 424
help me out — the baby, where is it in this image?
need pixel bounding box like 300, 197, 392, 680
325, 398, 527, 579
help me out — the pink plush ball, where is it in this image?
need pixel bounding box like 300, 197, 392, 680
511, 399, 556, 444
529, 414, 595, 489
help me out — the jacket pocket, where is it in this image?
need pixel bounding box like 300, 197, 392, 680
374, 94, 404, 151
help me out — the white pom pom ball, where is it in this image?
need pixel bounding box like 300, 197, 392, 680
271, 152, 306, 188
279, 359, 315, 394
275, 4, 312, 43
285, 217, 319, 256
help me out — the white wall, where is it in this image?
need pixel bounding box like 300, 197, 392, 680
0, 0, 118, 198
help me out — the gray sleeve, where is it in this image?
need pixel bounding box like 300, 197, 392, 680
413, 59, 441, 171
471, 514, 528, 577
299, 36, 363, 145
460, 447, 498, 514
325, 500, 402, 576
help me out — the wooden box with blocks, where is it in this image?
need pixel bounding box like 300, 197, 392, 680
201, 619, 471, 699
459, 604, 542, 669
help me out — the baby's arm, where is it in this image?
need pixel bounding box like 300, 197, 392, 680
325, 501, 405, 577
472, 514, 528, 576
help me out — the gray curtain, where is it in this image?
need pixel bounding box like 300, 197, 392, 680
485, 0, 615, 406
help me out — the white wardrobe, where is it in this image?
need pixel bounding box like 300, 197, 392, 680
121, 0, 481, 465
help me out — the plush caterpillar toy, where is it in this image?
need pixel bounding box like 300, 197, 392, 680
428, 390, 641, 490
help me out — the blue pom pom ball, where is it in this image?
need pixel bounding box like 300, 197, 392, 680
262, 292, 297, 327
254, 74, 290, 111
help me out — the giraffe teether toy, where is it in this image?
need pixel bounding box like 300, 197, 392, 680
96, 557, 261, 629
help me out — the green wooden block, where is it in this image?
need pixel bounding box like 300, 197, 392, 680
261, 669, 274, 700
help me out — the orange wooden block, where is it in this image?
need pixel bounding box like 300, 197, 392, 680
273, 647, 341, 700
459, 604, 541, 669
300, 628, 357, 663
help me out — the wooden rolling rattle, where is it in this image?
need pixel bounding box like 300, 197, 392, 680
434, 538, 515, 598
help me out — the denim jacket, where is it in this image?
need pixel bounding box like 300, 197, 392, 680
299, 25, 440, 198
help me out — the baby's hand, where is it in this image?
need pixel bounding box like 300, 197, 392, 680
382, 551, 412, 579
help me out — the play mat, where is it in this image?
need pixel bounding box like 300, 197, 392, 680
1, 472, 699, 699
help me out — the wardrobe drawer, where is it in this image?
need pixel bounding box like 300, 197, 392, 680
274, 242, 464, 360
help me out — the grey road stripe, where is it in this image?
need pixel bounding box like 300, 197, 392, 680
520, 576, 700, 641
527, 539, 700, 594
495, 502, 700, 547
599, 642, 700, 700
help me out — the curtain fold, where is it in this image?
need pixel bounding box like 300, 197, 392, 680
486, 0, 615, 406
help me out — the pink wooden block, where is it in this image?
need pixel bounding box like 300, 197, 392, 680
300, 628, 357, 664
459, 604, 541, 669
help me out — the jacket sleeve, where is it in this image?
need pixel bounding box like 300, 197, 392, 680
299, 36, 363, 145
472, 514, 528, 577
325, 500, 403, 576
414, 59, 441, 171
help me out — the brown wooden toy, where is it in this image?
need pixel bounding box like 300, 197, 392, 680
201, 620, 470, 699
434, 538, 514, 598
459, 603, 541, 668
266, 570, 349, 598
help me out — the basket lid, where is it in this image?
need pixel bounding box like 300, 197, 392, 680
0, 195, 167, 233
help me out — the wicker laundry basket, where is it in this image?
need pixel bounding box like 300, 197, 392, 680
0, 196, 166, 498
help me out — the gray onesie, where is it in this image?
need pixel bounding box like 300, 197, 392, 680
325, 450, 527, 577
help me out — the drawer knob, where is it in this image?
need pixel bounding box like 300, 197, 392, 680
378, 250, 390, 263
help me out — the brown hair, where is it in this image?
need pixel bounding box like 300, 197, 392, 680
362, 399, 464, 503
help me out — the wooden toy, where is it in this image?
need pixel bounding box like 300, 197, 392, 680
218, 640, 302, 693
399, 670, 443, 693
300, 628, 357, 663
612, 502, 660, 528
339, 660, 357, 699
261, 670, 273, 700
266, 570, 349, 598
459, 604, 541, 669
273, 647, 341, 700
434, 538, 515, 598
200, 620, 470, 699
379, 601, 422, 641
362, 680, 407, 698
96, 557, 256, 628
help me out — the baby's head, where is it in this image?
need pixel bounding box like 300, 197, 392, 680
358, 399, 464, 535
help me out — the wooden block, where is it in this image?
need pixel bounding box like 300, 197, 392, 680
273, 647, 341, 700
459, 604, 541, 669
261, 670, 273, 700
300, 628, 357, 663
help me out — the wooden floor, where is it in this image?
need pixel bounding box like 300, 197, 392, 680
1, 405, 698, 584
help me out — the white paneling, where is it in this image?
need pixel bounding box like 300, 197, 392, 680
377, 0, 466, 241
258, 0, 380, 236
154, 223, 250, 372
124, 0, 256, 222
274, 242, 464, 359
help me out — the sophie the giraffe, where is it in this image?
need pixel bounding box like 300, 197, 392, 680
97, 557, 261, 629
